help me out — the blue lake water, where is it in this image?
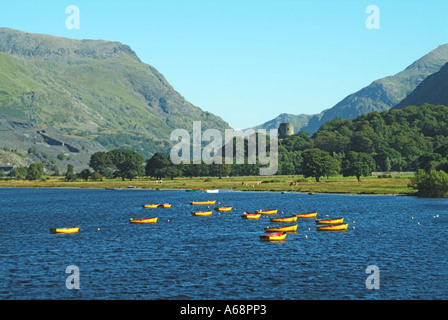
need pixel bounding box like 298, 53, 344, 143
0, 187, 447, 300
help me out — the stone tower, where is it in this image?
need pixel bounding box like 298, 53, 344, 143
278, 122, 294, 138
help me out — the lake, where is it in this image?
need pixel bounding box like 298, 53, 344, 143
0, 187, 447, 300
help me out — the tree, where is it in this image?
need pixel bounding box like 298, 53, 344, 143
417, 153, 443, 172
65, 164, 77, 181
78, 168, 91, 181
434, 142, 448, 158
89, 151, 114, 178
342, 151, 376, 181
301, 148, 334, 182
278, 162, 295, 175
146, 152, 171, 179
52, 165, 60, 176
9, 167, 28, 180
108, 149, 145, 181
159, 166, 183, 180
209, 158, 231, 178
91, 172, 103, 181
409, 169, 448, 197
26, 163, 44, 181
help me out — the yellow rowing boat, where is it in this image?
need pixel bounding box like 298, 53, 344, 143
130, 217, 158, 224
190, 200, 216, 205
270, 216, 297, 223
255, 209, 278, 215
158, 203, 171, 208
214, 206, 232, 212
315, 217, 344, 225
142, 204, 159, 208
191, 210, 213, 216
316, 223, 348, 231
264, 224, 297, 233
50, 227, 79, 234
294, 212, 317, 218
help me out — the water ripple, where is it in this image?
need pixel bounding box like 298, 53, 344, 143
0, 188, 446, 299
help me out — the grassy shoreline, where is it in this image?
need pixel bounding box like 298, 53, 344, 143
0, 174, 415, 196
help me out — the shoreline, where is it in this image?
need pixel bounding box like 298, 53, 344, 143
0, 174, 415, 197
0, 185, 411, 196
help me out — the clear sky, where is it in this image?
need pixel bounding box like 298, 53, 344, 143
1, 0, 447, 129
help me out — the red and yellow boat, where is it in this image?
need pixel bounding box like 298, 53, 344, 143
214, 206, 232, 212
190, 200, 216, 205
130, 217, 158, 224
241, 212, 261, 219
270, 216, 297, 223
191, 210, 213, 216
315, 217, 344, 225
294, 212, 317, 218
259, 232, 287, 241
255, 209, 278, 215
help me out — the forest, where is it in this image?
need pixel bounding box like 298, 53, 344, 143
84, 104, 448, 181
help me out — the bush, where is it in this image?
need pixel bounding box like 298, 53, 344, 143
409, 169, 448, 197
26, 163, 44, 181
91, 172, 103, 181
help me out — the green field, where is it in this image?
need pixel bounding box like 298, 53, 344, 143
0, 174, 415, 196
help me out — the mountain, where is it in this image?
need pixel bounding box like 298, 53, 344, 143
250, 113, 316, 132
0, 28, 230, 159
393, 62, 448, 109
252, 43, 448, 134
0, 114, 107, 173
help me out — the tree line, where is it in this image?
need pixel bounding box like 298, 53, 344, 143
3, 104, 447, 197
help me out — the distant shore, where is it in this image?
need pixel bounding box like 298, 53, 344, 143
0, 174, 414, 196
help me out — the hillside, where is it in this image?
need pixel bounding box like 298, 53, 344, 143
251, 113, 316, 132
393, 62, 448, 109
0, 28, 230, 159
0, 114, 107, 173
272, 104, 448, 175
252, 43, 448, 134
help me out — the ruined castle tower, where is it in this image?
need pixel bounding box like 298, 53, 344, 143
278, 122, 294, 138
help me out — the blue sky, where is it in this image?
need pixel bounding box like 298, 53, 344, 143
1, 0, 447, 129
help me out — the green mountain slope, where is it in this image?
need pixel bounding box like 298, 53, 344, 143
0, 28, 230, 158
253, 43, 448, 134
302, 43, 448, 133
277, 104, 448, 173
393, 62, 448, 109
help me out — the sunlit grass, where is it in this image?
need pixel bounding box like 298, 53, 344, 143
0, 174, 414, 195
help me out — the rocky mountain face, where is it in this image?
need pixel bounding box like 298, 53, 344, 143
393, 62, 448, 109
0, 28, 230, 160
0, 114, 107, 173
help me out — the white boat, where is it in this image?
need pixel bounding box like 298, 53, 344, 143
205, 189, 219, 193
